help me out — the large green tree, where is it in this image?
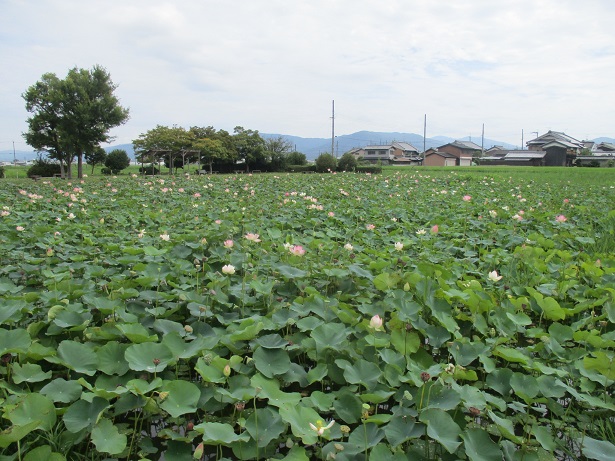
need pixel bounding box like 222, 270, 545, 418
23, 65, 129, 178
132, 125, 195, 174
84, 146, 107, 174
190, 126, 235, 173
233, 126, 266, 172
265, 136, 294, 171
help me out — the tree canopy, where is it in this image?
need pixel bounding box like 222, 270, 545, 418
22, 65, 129, 178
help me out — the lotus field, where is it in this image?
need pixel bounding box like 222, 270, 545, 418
1, 168, 614, 461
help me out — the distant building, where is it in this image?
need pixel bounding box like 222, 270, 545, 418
359, 142, 420, 164
423, 150, 459, 167
526, 130, 583, 166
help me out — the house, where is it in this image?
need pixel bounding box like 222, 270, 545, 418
526, 130, 583, 166
435, 140, 482, 165
423, 150, 458, 167
481, 150, 546, 166
360, 142, 420, 164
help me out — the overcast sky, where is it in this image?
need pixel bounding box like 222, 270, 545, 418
2, 0, 614, 152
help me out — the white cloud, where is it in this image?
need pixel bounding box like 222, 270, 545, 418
2, 0, 614, 151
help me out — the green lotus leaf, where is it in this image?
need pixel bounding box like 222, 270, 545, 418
49, 340, 98, 376
7, 393, 57, 431
11, 363, 52, 384
278, 403, 323, 445
253, 347, 291, 378
161, 331, 212, 359
245, 407, 286, 447
581, 436, 615, 461
418, 408, 462, 454
0, 420, 41, 449
0, 299, 26, 323
63, 397, 109, 433
461, 428, 503, 461
91, 418, 127, 455
125, 377, 163, 396
347, 422, 385, 449
40, 378, 83, 403
531, 425, 557, 451
96, 341, 130, 375
275, 264, 307, 279
311, 323, 349, 356
253, 333, 288, 349
193, 422, 250, 446
335, 358, 382, 391
332, 389, 363, 424
250, 373, 301, 408
0, 328, 31, 355
23, 445, 66, 461
159, 380, 200, 418
116, 323, 158, 343
383, 414, 420, 447
125, 342, 174, 372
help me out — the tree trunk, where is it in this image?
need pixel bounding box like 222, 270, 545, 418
77, 153, 83, 178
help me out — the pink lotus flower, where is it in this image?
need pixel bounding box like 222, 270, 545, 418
245, 233, 261, 242
16, 226, 25, 232
193, 193, 201, 198
462, 195, 472, 201
223, 239, 234, 249
369, 314, 384, 331
289, 245, 306, 256
221, 264, 235, 275
430, 224, 439, 234
366, 224, 375, 230
555, 214, 567, 223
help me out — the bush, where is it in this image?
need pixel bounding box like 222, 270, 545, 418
286, 164, 316, 173
139, 164, 160, 175
337, 153, 358, 172
314, 153, 337, 172
0, 166, 4, 178
26, 159, 62, 177
104, 149, 130, 174
356, 165, 382, 174
286, 151, 307, 166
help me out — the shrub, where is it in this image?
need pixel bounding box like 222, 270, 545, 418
26, 159, 62, 177
314, 153, 337, 172
139, 164, 160, 175
337, 152, 358, 171
286, 164, 316, 173
356, 165, 382, 174
104, 149, 130, 174
0, 166, 4, 178
286, 151, 307, 166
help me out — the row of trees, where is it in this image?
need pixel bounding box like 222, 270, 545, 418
22, 65, 130, 179
132, 125, 307, 174
22, 65, 346, 177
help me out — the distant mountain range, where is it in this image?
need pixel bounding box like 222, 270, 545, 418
3, 132, 614, 162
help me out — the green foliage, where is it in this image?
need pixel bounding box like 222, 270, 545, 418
26, 158, 62, 177
356, 165, 382, 174
104, 149, 130, 174
138, 164, 159, 175
337, 152, 358, 171
0, 165, 4, 178
314, 152, 337, 172
22, 65, 129, 178
286, 151, 307, 166
85, 147, 107, 174
0, 168, 614, 459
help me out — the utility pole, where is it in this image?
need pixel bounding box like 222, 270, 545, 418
521, 129, 524, 150
423, 114, 427, 153
481, 124, 484, 157
13, 141, 16, 165
331, 100, 335, 158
